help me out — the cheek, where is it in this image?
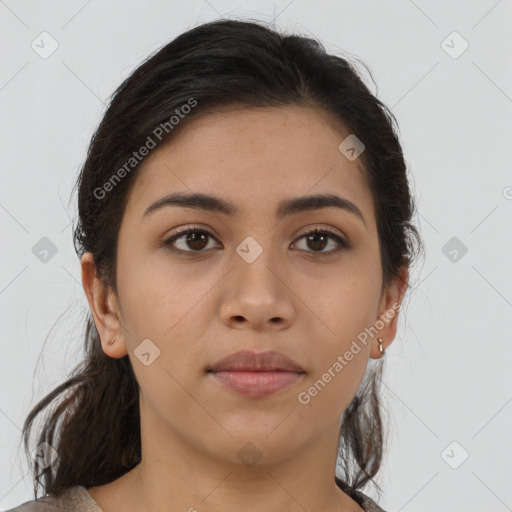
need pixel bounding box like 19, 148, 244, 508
317, 268, 381, 342
298, 293, 373, 421
116, 253, 214, 386
303, 267, 378, 402
117, 249, 207, 336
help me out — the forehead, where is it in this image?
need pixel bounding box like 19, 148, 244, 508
125, 106, 374, 223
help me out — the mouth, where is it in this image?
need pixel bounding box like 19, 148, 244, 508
206, 349, 305, 398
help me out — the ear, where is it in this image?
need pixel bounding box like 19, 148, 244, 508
370, 265, 409, 359
80, 252, 128, 359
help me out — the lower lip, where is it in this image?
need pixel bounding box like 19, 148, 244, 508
209, 370, 304, 397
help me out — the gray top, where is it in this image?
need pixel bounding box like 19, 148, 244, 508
5, 485, 388, 512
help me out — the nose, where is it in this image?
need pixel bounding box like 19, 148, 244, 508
219, 254, 296, 332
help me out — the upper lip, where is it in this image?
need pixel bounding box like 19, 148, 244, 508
207, 350, 305, 373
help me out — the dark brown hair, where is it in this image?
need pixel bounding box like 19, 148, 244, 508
19, 18, 423, 501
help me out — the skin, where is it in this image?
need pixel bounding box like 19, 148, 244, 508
81, 105, 408, 512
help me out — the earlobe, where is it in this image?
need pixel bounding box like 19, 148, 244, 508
103, 336, 128, 358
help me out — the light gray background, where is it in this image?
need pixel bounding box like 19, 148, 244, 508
1, 1, 511, 511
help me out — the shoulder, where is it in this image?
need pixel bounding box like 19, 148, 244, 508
4, 486, 103, 512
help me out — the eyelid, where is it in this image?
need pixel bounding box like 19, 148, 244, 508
295, 225, 347, 243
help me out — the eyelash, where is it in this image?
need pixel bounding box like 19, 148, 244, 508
162, 225, 349, 257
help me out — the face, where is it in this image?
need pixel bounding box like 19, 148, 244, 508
82, 105, 404, 468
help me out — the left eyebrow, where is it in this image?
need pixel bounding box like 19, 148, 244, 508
142, 192, 366, 228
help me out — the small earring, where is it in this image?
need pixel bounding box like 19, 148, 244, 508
378, 337, 384, 355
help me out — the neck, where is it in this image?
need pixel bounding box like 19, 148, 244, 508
114, 406, 364, 512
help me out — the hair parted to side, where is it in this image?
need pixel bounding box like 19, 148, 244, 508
20, 18, 423, 500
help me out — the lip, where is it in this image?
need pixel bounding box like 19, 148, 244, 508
207, 349, 305, 373
206, 350, 306, 398
209, 370, 304, 397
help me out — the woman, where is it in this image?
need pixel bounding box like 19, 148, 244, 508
8, 18, 422, 512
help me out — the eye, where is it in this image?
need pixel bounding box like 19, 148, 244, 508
162, 226, 349, 255
293, 227, 349, 255
162, 226, 219, 253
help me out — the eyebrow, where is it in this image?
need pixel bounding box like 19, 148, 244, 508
143, 192, 366, 227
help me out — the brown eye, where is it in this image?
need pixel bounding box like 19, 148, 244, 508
305, 232, 328, 251
163, 227, 218, 253
183, 231, 209, 250
293, 228, 349, 255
